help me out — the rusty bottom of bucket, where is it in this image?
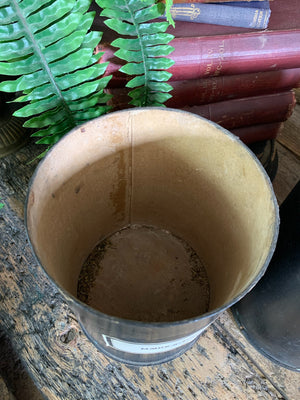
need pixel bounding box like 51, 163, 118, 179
77, 225, 210, 322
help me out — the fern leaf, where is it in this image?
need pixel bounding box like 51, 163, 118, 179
159, 0, 175, 27
0, 0, 112, 151
96, 0, 174, 107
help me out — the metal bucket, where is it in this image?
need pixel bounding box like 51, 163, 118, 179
25, 108, 279, 365
232, 181, 300, 371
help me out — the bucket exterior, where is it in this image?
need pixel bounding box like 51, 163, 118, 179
74, 302, 217, 365
232, 181, 300, 371
25, 108, 279, 365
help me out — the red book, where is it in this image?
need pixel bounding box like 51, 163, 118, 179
169, 1, 272, 3
181, 91, 296, 130
97, 31, 300, 83
95, 0, 300, 84
106, 68, 300, 106
231, 122, 282, 144
167, 31, 300, 81
107, 90, 296, 132
181, 91, 295, 129
166, 69, 300, 107
108, 88, 285, 144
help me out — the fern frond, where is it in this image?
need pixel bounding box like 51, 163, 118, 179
156, 0, 175, 27
0, 0, 112, 151
96, 0, 175, 107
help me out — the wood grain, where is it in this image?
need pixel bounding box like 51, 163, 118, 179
0, 108, 299, 400
0, 375, 16, 400
218, 312, 300, 400
276, 93, 300, 158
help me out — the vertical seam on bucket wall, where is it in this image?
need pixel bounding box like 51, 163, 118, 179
129, 113, 133, 225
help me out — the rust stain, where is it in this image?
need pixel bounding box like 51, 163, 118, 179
109, 150, 127, 220
108, 119, 125, 145
74, 184, 83, 194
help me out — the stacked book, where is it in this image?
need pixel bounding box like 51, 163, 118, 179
94, 0, 300, 148
163, 0, 272, 30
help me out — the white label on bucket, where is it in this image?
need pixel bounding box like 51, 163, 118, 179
102, 328, 205, 355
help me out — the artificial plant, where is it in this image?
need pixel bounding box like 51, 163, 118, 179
0, 0, 113, 154
97, 0, 175, 107
0, 0, 175, 155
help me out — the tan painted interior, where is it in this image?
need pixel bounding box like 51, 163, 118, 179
26, 108, 278, 317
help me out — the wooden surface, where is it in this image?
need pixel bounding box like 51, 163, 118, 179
1, 95, 300, 400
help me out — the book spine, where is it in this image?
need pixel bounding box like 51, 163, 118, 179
106, 90, 296, 132
93, 0, 300, 39
231, 122, 282, 144
166, 69, 300, 107
170, 31, 300, 80
105, 68, 300, 106
96, 30, 300, 83
165, 2, 271, 29
181, 91, 296, 129
169, 1, 271, 3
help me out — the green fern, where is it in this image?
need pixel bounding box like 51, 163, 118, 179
0, 0, 112, 152
96, 0, 175, 107
158, 0, 175, 27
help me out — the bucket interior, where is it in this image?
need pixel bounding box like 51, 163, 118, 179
26, 109, 277, 322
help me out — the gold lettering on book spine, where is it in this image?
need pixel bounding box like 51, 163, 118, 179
262, 10, 269, 29
204, 41, 225, 77
170, 4, 201, 21
256, 10, 264, 27
251, 10, 259, 28
251, 9, 267, 29
214, 40, 225, 76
